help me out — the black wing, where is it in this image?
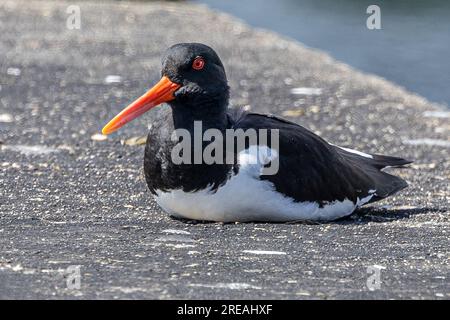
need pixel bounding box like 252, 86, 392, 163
231, 111, 411, 206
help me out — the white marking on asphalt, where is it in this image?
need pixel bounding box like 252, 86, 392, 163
156, 235, 194, 242
104, 75, 122, 84
1, 145, 59, 155
189, 283, 262, 290
91, 133, 108, 141
161, 229, 191, 235
0, 113, 14, 123
0, 263, 36, 275
108, 287, 147, 293
403, 138, 450, 148
290, 87, 322, 95
155, 233, 196, 249
166, 243, 196, 249
243, 250, 287, 255
423, 111, 450, 118
6, 67, 21, 76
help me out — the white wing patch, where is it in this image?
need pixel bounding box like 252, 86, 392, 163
154, 146, 371, 222
331, 144, 374, 159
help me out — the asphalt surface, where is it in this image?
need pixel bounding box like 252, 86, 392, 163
0, 0, 449, 299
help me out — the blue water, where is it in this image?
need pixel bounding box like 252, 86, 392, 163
194, 0, 450, 107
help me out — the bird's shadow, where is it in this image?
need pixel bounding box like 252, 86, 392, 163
333, 206, 444, 225
169, 206, 445, 225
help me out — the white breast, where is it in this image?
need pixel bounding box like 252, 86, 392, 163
154, 146, 373, 222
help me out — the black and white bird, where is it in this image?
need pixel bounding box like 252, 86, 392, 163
102, 43, 411, 222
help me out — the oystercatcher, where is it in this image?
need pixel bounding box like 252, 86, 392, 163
102, 43, 411, 222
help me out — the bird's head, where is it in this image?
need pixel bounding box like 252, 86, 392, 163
102, 43, 228, 135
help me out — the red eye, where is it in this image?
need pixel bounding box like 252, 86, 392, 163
192, 57, 205, 70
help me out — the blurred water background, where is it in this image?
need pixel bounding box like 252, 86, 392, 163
194, 0, 450, 107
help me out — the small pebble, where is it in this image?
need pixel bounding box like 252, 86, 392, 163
290, 87, 322, 95
0, 113, 14, 123
104, 75, 122, 84
6, 67, 21, 76
91, 133, 108, 141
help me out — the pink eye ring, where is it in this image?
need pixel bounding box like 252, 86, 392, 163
192, 57, 205, 70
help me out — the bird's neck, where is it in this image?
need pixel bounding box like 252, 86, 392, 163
169, 99, 229, 132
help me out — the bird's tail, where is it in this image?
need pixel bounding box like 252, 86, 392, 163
334, 146, 412, 203
368, 154, 413, 170
364, 153, 412, 201
367, 169, 409, 202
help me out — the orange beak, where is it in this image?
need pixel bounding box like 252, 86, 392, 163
102, 76, 180, 135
